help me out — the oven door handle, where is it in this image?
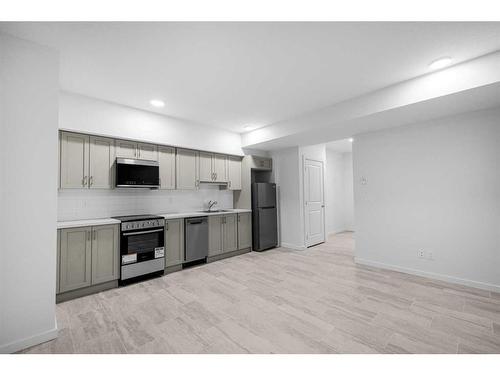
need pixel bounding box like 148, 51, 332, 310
122, 228, 164, 236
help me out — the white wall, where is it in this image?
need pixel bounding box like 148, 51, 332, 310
325, 150, 354, 234
271, 144, 327, 250
270, 147, 303, 249
354, 107, 500, 292
0, 34, 59, 353
58, 186, 233, 221
59, 91, 243, 156
343, 153, 354, 231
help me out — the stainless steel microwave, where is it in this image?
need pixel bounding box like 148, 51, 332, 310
115, 158, 160, 188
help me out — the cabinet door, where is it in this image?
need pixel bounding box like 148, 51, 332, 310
138, 142, 158, 161
89, 136, 115, 189
238, 212, 252, 249
158, 146, 176, 189
199, 151, 213, 182
227, 156, 242, 190
59, 227, 92, 292
91, 224, 119, 285
222, 214, 238, 253
60, 132, 89, 189
56, 229, 61, 294
165, 219, 184, 267
213, 154, 227, 182
176, 148, 198, 190
115, 139, 138, 159
208, 216, 223, 256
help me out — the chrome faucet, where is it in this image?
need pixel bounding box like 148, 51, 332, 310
208, 200, 218, 211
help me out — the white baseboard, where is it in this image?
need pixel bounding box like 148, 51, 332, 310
280, 242, 307, 251
0, 326, 58, 354
355, 257, 500, 294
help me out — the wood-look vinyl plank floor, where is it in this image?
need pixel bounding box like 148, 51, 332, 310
21, 232, 500, 354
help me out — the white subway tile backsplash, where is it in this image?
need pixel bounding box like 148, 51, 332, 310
58, 185, 233, 221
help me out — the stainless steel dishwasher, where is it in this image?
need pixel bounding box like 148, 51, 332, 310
184, 216, 209, 262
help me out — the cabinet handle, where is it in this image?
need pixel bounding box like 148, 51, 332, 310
83, 176, 88, 187
87, 230, 91, 241
215, 173, 217, 180
166, 222, 169, 231
228, 181, 231, 188
89, 176, 93, 186
93, 230, 96, 241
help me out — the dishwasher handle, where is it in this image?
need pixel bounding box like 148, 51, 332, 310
186, 217, 207, 225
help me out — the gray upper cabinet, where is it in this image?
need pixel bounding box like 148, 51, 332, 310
59, 131, 241, 191
251, 156, 272, 171
115, 140, 157, 161
227, 156, 242, 190
222, 214, 238, 253
199, 152, 227, 182
59, 227, 92, 293
89, 136, 115, 189
199, 152, 214, 182
91, 224, 119, 285
115, 139, 138, 159
158, 146, 176, 189
176, 148, 198, 190
208, 216, 223, 256
138, 142, 158, 161
165, 219, 184, 267
60, 132, 90, 189
213, 154, 227, 182
238, 212, 252, 249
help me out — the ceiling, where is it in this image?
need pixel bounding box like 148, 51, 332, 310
1, 22, 500, 134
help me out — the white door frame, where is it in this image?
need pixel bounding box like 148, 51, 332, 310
303, 157, 326, 247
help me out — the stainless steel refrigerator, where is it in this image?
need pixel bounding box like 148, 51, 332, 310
251, 182, 278, 251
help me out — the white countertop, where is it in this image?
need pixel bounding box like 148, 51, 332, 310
159, 208, 251, 220
57, 209, 252, 229
57, 218, 121, 229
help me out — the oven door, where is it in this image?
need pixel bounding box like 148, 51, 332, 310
120, 228, 165, 265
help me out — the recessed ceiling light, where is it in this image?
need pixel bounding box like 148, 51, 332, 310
429, 57, 452, 71
348, 138, 354, 143
150, 99, 165, 108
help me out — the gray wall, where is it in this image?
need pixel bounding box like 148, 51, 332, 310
353, 106, 500, 292
0, 33, 59, 352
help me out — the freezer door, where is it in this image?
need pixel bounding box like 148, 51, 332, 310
255, 207, 278, 250
254, 183, 277, 208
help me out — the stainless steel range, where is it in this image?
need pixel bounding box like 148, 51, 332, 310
111, 214, 165, 284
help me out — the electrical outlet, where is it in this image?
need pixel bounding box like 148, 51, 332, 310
418, 250, 425, 259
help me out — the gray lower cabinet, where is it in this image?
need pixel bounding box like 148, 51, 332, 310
59, 227, 92, 293
56, 229, 61, 293
165, 219, 184, 267
209, 213, 246, 257
58, 224, 119, 294
237, 212, 252, 250
91, 224, 119, 284
208, 216, 223, 256
222, 214, 238, 253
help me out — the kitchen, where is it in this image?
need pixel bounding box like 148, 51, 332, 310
56, 126, 278, 301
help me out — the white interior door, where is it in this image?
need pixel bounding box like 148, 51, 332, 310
304, 158, 325, 247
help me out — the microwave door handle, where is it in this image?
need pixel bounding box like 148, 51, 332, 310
122, 228, 164, 236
